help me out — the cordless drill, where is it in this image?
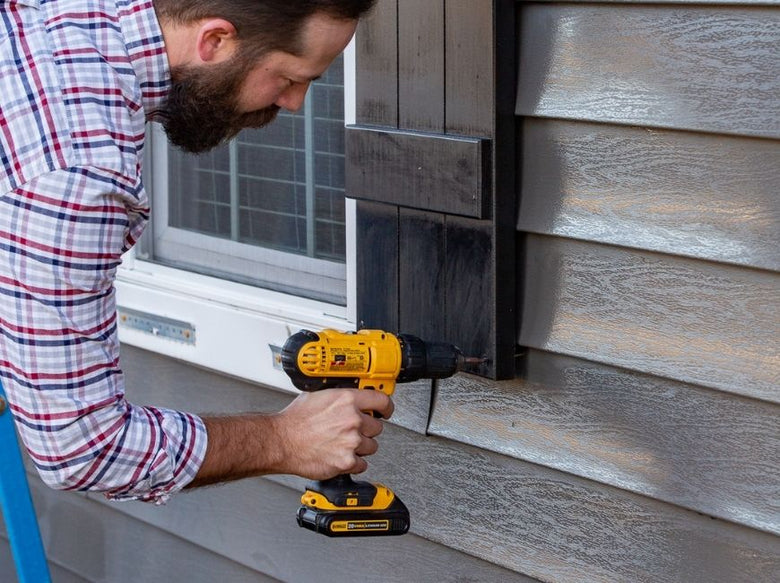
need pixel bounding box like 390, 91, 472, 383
280, 328, 484, 537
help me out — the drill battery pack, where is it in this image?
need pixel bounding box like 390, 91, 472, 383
297, 475, 410, 537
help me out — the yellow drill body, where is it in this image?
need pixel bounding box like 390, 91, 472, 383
281, 328, 482, 537
291, 329, 403, 394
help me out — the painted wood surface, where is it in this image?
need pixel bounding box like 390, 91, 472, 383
354, 0, 516, 378
442, 215, 496, 368
354, 0, 397, 127
429, 350, 780, 534
518, 119, 780, 270
355, 200, 399, 331
445, 0, 518, 379
398, 208, 446, 341
519, 235, 779, 403
398, 0, 444, 131
346, 126, 488, 217
516, 4, 780, 138
445, 0, 496, 136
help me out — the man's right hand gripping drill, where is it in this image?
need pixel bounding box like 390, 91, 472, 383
187, 389, 394, 489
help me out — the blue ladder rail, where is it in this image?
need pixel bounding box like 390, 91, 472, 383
0, 380, 52, 583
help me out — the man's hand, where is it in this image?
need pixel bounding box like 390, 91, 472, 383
274, 388, 394, 478
188, 389, 394, 489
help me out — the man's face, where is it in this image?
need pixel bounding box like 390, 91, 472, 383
160, 13, 358, 154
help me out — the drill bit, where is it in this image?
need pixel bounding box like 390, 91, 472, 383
457, 355, 489, 370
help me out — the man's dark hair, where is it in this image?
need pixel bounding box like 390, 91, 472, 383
154, 0, 377, 57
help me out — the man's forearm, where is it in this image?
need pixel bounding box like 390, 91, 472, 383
187, 414, 287, 488
186, 388, 394, 490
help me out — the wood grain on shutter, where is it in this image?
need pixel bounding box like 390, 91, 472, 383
516, 4, 780, 138
398, 0, 444, 131
355, 201, 399, 331
518, 119, 780, 270
354, 0, 400, 333
355, 0, 398, 126
345, 126, 488, 217
519, 235, 780, 402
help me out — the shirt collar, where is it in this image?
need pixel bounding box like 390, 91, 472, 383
117, 0, 171, 117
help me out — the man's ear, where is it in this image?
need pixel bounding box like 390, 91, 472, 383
196, 19, 238, 63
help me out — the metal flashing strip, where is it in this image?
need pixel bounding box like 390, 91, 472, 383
117, 307, 196, 345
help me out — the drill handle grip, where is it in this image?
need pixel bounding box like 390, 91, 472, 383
306, 474, 378, 507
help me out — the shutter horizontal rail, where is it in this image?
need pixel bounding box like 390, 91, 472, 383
346, 125, 490, 218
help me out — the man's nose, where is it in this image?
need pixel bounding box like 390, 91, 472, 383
275, 82, 310, 112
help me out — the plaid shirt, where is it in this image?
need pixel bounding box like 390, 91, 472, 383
0, 0, 207, 502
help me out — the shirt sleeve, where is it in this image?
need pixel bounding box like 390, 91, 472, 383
0, 166, 208, 504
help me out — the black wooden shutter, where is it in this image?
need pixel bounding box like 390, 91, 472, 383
347, 0, 517, 379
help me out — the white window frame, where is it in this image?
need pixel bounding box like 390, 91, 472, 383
115, 40, 358, 394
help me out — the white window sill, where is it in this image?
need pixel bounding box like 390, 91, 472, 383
115, 253, 354, 393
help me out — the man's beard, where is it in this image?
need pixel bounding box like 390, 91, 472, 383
157, 57, 280, 154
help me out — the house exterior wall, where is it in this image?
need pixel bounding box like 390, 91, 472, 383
2, 1, 778, 582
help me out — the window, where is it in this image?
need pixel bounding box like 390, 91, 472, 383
139, 55, 347, 305
117, 47, 357, 391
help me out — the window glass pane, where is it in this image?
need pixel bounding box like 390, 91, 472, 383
166, 54, 346, 263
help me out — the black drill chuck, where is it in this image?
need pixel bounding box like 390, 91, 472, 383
396, 334, 465, 382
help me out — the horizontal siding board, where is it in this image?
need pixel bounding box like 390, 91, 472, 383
516, 4, 780, 138
519, 235, 780, 402
12, 482, 275, 583
518, 119, 780, 270
375, 427, 780, 583
428, 350, 780, 534
119, 347, 778, 583
81, 477, 530, 583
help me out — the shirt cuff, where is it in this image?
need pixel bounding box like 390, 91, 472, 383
103, 410, 208, 504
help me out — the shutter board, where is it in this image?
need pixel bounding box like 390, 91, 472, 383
355, 201, 399, 331
355, 0, 398, 126
398, 0, 445, 131
443, 215, 495, 369
399, 208, 446, 340
445, 0, 496, 136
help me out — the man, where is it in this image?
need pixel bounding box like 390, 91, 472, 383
0, 0, 391, 504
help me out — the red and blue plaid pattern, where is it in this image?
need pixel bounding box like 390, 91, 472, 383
0, 0, 206, 502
